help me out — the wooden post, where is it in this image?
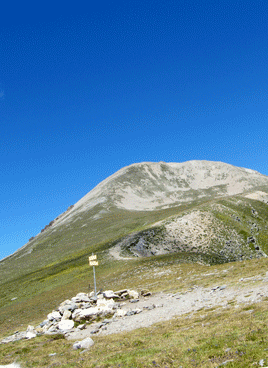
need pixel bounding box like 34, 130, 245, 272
89, 254, 98, 297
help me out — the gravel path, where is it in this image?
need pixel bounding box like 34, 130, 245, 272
67, 275, 268, 340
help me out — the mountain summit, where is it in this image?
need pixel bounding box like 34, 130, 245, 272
53, 160, 268, 228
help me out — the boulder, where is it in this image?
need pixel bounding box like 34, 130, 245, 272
61, 310, 72, 320
133, 308, 142, 314
40, 320, 49, 327
1, 331, 26, 344
114, 289, 128, 296
97, 298, 115, 309
58, 320, 74, 331
47, 311, 61, 321
141, 290, 152, 297
128, 290, 139, 299
80, 307, 99, 318
114, 309, 127, 317
103, 290, 119, 299
73, 341, 81, 350
72, 306, 100, 322
73, 337, 94, 350
35, 327, 43, 334
59, 302, 77, 314
72, 293, 91, 303
25, 331, 36, 339
46, 325, 59, 334
80, 302, 91, 309
25, 325, 36, 339
71, 309, 83, 322
77, 324, 86, 330
96, 298, 116, 315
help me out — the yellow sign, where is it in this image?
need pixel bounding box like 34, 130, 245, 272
90, 261, 98, 266
88, 255, 97, 261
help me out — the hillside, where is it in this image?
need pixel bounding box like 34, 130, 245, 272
1, 160, 268, 366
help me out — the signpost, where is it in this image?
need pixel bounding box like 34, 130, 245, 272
89, 254, 98, 297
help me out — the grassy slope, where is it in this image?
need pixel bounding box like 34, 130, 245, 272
1, 192, 268, 366
0, 203, 204, 283
0, 256, 268, 367
1, 194, 268, 331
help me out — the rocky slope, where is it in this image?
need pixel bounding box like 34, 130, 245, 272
110, 196, 268, 263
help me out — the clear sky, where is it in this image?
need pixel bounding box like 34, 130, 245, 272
1, 0, 268, 260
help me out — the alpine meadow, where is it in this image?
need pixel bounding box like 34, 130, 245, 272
1, 160, 268, 367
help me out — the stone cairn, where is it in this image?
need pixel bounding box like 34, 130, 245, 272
1, 289, 152, 345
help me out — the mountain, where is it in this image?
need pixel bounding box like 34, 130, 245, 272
2, 160, 268, 274
2, 160, 268, 341
44, 160, 268, 223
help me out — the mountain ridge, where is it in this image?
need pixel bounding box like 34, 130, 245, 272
48, 160, 268, 228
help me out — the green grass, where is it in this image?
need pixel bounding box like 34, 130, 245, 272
1, 252, 268, 367
1, 191, 268, 366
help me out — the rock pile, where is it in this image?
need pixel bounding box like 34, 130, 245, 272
1, 289, 151, 344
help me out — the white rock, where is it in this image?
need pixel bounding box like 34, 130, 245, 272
47, 311, 61, 321
114, 309, 127, 317
58, 320, 74, 331
73, 337, 94, 350
103, 290, 118, 299
25, 331, 36, 339
76, 293, 88, 299
72, 293, 90, 303
59, 302, 77, 314
127, 290, 139, 299
26, 325, 35, 333
97, 298, 115, 309
46, 325, 58, 334
96, 299, 115, 315
25, 326, 37, 339
80, 337, 94, 349
72, 308, 83, 320
133, 308, 142, 314
80, 307, 99, 318
73, 341, 81, 350
0, 363, 22, 368
59, 299, 71, 308
77, 324, 86, 330
100, 306, 114, 315
62, 310, 72, 320
71, 297, 81, 303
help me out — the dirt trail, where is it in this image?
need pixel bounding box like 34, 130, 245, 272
67, 275, 268, 340
109, 244, 135, 260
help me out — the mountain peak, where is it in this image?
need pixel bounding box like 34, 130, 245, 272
51, 160, 267, 229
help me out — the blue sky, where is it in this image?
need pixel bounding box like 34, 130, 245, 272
0, 0, 268, 260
